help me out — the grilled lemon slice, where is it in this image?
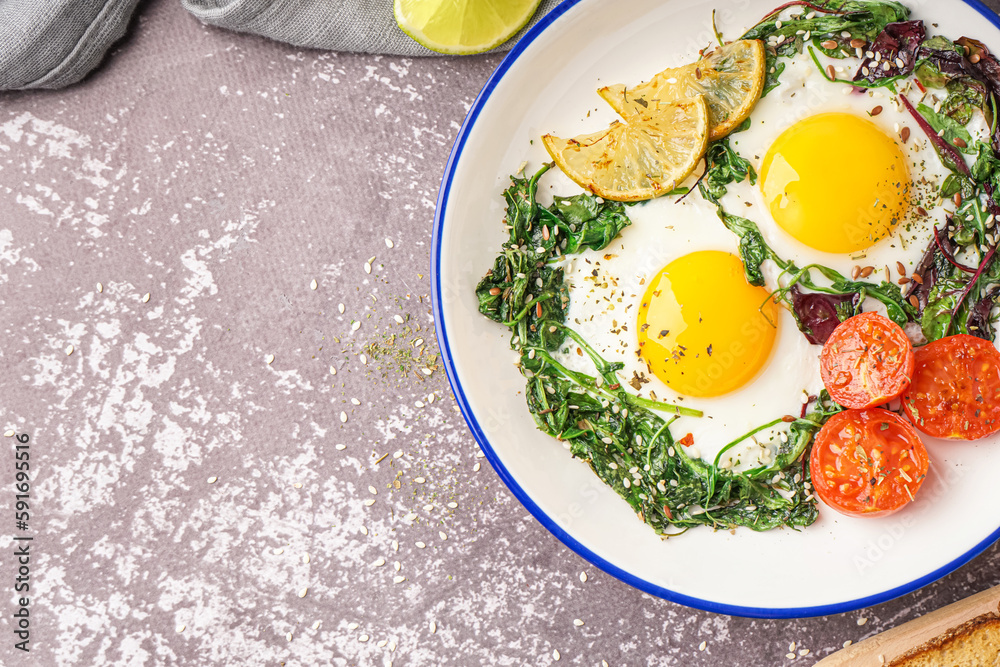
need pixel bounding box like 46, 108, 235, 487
542, 96, 709, 202
598, 40, 765, 141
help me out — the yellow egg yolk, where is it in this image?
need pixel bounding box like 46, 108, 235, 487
636, 251, 778, 398
759, 112, 910, 254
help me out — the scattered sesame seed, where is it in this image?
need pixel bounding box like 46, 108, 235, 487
287, 632, 293, 641
303, 553, 310, 564
447, 502, 458, 509
473, 462, 481, 472
335, 444, 346, 450
439, 531, 448, 540
421, 368, 433, 376
96, 282, 103, 293
310, 279, 318, 290
369, 485, 377, 494
385, 238, 394, 248
393, 576, 405, 584
843, 640, 853, 648
857, 617, 868, 626
573, 619, 584, 627
393, 561, 401, 571
293, 482, 303, 489
3, 430, 14, 438
414, 477, 425, 483
340, 412, 348, 423
359, 634, 370, 642
789, 642, 796, 652
699, 641, 707, 651
415, 541, 426, 548
553, 649, 561, 661
377, 640, 387, 647
298, 588, 308, 598
415, 401, 425, 408
392, 540, 399, 551
351, 321, 361, 331
338, 303, 345, 314
580, 572, 588, 583
423, 504, 434, 511
799, 649, 810, 656
265, 354, 274, 365
364, 499, 376, 507
208, 476, 217, 484
348, 622, 359, 630
177, 624, 185, 632
329, 365, 337, 375
364, 262, 372, 274
394, 314, 405, 324
360, 526, 368, 536
786, 653, 796, 660
142, 292, 150, 303
66, 344, 74, 356
374, 558, 386, 567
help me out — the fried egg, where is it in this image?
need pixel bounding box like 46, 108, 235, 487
548, 46, 992, 469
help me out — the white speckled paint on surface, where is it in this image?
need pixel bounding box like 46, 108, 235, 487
0, 0, 998, 665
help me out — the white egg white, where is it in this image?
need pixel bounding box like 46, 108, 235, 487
555, 194, 823, 470
726, 48, 988, 281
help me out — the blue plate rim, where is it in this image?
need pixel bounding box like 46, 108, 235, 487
430, 0, 1000, 619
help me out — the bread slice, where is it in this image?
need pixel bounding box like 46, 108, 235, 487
888, 613, 1000, 666
815, 586, 1000, 666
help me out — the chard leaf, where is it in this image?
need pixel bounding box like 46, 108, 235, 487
853, 20, 925, 86
917, 102, 975, 154
789, 287, 860, 345
941, 77, 989, 125
972, 142, 1000, 208
914, 60, 951, 89
921, 277, 965, 341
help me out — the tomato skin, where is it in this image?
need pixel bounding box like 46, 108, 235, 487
820, 312, 915, 409
809, 408, 929, 518
902, 334, 1000, 440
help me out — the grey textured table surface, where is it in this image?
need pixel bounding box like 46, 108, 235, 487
2, 1, 1000, 665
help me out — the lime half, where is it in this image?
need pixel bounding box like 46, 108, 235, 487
394, 0, 544, 55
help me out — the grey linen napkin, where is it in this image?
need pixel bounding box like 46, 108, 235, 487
0, 0, 563, 90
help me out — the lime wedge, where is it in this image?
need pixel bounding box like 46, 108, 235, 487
394, 0, 543, 55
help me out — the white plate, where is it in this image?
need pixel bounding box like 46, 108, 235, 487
432, 0, 1000, 617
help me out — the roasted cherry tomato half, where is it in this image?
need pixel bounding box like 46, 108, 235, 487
902, 334, 1000, 440
820, 312, 914, 409
810, 408, 929, 517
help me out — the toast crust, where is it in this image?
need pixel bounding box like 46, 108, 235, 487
888, 613, 1000, 666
